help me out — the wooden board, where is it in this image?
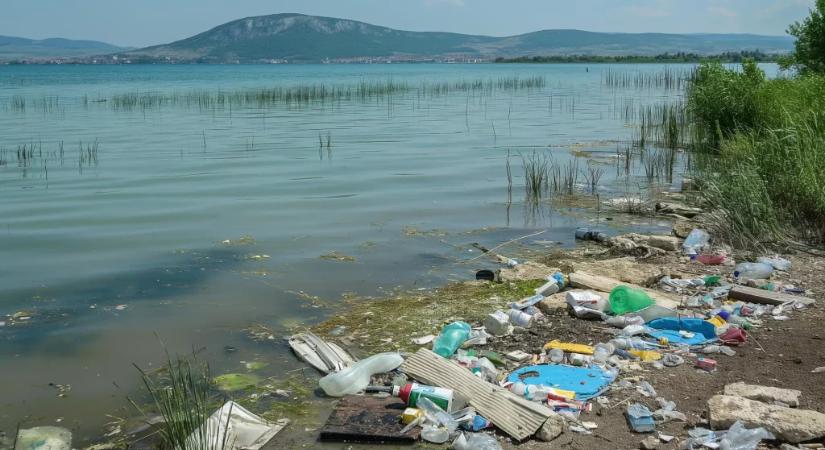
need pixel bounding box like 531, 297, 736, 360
401, 348, 554, 441
729, 286, 815, 306
569, 271, 681, 309
319, 395, 419, 444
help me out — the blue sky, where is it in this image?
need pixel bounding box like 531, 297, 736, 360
0, 0, 815, 47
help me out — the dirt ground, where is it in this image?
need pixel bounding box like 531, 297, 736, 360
491, 252, 825, 450
268, 248, 825, 450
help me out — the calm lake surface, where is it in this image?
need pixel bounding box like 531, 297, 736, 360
0, 63, 763, 442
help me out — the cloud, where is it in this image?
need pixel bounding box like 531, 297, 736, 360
708, 6, 738, 18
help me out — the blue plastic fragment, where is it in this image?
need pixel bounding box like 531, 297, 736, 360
646, 317, 718, 346
506, 364, 613, 400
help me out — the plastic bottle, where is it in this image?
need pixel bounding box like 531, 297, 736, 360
393, 383, 455, 412
756, 256, 791, 271
682, 229, 710, 255
509, 294, 545, 310
610, 337, 655, 350
534, 272, 566, 296
734, 262, 773, 280
592, 343, 615, 364
548, 348, 564, 363
433, 322, 472, 357
609, 286, 654, 315
605, 315, 646, 328
319, 353, 404, 397
506, 309, 533, 328
417, 397, 458, 432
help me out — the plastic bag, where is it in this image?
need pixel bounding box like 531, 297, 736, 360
451, 432, 503, 450
719, 421, 774, 450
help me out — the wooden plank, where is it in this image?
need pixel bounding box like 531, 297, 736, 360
729, 285, 815, 306
401, 348, 554, 441
569, 271, 681, 309
319, 395, 419, 444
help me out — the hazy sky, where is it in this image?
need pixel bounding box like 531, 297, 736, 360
1, 0, 815, 47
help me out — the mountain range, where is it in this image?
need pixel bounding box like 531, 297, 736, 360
0, 35, 129, 60
2, 13, 796, 63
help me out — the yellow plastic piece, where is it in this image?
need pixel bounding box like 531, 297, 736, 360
629, 350, 662, 362
547, 388, 576, 400
706, 316, 726, 327
542, 340, 594, 355
401, 408, 423, 424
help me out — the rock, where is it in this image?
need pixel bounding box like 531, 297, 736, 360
708, 395, 825, 443
672, 222, 693, 239
536, 413, 565, 442
656, 201, 703, 218
640, 435, 660, 450
538, 292, 568, 314
500, 261, 560, 281
566, 256, 666, 287
724, 382, 801, 408
646, 235, 681, 252
16, 427, 72, 450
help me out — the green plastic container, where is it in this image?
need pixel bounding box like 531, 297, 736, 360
609, 286, 654, 315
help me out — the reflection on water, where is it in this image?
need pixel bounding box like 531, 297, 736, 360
0, 62, 718, 441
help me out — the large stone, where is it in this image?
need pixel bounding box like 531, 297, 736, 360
538, 292, 568, 314
646, 235, 681, 252
708, 395, 825, 443
536, 413, 565, 442
724, 382, 801, 407
499, 261, 560, 281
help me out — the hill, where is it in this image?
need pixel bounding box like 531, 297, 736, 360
0, 35, 129, 61
117, 13, 795, 63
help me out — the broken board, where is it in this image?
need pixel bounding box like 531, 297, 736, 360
402, 348, 555, 441
569, 271, 681, 309
728, 286, 815, 306
319, 395, 420, 444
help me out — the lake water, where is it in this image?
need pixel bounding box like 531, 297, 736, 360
0, 63, 717, 442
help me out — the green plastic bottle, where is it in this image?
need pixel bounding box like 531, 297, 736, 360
609, 286, 654, 315
432, 321, 471, 357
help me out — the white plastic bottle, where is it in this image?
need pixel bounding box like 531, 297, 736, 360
319, 352, 404, 397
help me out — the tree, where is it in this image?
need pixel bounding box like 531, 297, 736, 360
782, 0, 825, 74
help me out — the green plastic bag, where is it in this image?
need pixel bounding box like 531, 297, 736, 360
609, 285, 654, 315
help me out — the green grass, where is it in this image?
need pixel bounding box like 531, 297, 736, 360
687, 61, 825, 247
132, 353, 231, 450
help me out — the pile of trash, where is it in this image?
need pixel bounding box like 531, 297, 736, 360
279, 227, 823, 449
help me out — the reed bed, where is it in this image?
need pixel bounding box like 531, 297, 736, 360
602, 67, 695, 90
101, 76, 546, 112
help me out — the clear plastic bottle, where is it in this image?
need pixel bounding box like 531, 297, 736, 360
548, 348, 564, 363
605, 315, 645, 328
432, 322, 472, 357
734, 262, 773, 280
610, 337, 655, 350
319, 352, 404, 397
593, 343, 615, 364
682, 229, 710, 255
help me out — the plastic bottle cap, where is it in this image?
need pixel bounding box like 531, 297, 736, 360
392, 386, 400, 397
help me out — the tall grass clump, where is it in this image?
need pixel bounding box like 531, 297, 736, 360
688, 60, 825, 246
132, 353, 231, 450
522, 151, 552, 200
